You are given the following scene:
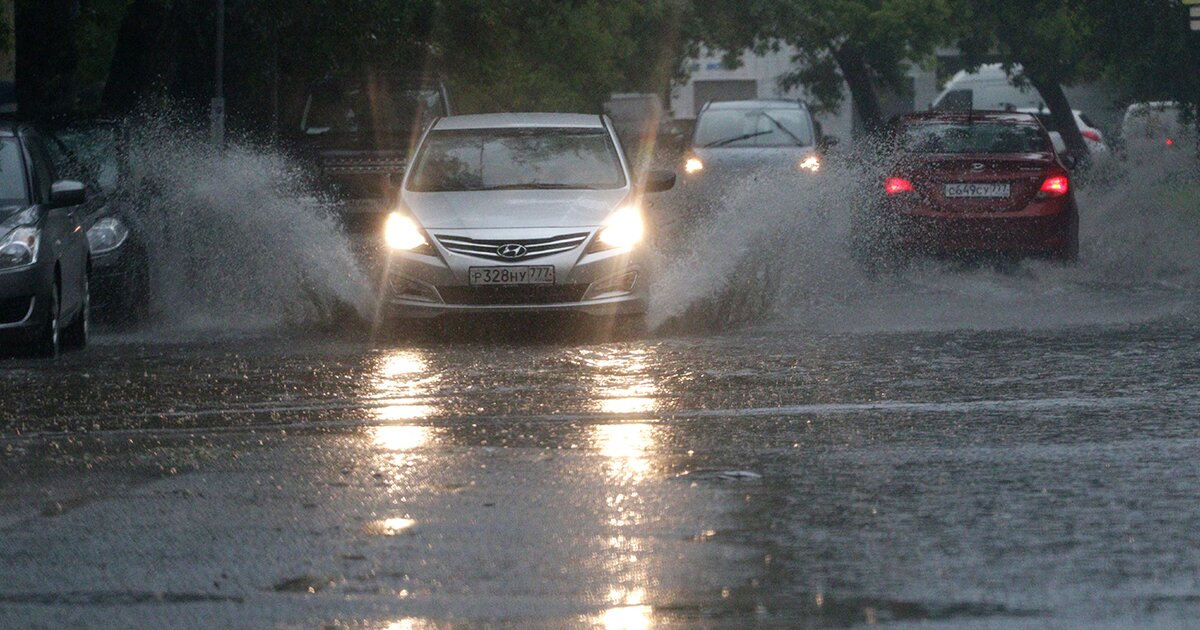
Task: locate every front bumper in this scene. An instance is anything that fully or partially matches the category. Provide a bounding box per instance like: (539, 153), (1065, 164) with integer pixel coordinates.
(0, 262), (53, 342)
(382, 228), (649, 320)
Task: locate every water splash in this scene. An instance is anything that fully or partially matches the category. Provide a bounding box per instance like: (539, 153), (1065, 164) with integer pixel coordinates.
(650, 146), (1200, 334)
(118, 111), (374, 333)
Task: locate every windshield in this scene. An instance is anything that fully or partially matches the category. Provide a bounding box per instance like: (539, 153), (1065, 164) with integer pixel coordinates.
(694, 108), (814, 148)
(0, 139), (28, 205)
(303, 83), (446, 135)
(900, 122), (1050, 154)
(47, 126), (120, 191)
(406, 128), (626, 192)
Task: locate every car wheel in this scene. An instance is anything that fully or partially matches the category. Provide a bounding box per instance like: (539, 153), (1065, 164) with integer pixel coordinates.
(62, 273), (90, 350)
(32, 283), (61, 359)
(1051, 209), (1080, 264)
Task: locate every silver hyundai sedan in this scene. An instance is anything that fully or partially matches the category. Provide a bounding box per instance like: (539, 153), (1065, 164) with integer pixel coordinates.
(382, 113), (674, 324)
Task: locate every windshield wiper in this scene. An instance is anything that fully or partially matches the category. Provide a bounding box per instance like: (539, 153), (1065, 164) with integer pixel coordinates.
(480, 183), (603, 190)
(703, 130), (773, 148)
(761, 112), (807, 146)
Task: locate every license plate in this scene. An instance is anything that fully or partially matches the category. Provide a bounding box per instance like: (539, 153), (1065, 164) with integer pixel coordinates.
(469, 266), (556, 286)
(945, 182), (1011, 198)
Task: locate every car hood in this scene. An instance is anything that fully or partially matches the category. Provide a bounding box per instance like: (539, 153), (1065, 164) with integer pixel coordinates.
(0, 205), (36, 230)
(401, 189), (630, 229)
(692, 146), (818, 169)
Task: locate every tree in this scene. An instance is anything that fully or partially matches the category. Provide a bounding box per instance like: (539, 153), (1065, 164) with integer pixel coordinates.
(90, 0), (688, 133)
(954, 0), (1101, 162)
(687, 0), (959, 133)
(14, 0), (83, 114)
(1086, 0), (1200, 124)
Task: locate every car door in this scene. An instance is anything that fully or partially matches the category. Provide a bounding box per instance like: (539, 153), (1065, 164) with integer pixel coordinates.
(25, 131), (87, 318)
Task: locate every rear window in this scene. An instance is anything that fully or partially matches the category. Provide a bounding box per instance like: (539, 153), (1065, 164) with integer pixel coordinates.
(899, 122), (1050, 154)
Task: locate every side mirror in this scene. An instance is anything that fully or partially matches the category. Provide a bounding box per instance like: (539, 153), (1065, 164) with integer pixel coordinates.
(642, 170), (676, 193)
(50, 180), (87, 208)
(818, 135), (841, 152)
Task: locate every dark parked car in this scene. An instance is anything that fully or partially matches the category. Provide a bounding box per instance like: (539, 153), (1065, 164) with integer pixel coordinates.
(44, 120), (151, 324)
(855, 111), (1079, 268)
(296, 74), (451, 236)
(0, 122), (90, 357)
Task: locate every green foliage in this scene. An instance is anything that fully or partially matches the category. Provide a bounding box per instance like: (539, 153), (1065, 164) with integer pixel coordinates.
(954, 0), (1099, 86)
(687, 0), (960, 117)
(230, 0), (685, 114)
(1085, 0), (1200, 108)
(432, 0), (684, 112)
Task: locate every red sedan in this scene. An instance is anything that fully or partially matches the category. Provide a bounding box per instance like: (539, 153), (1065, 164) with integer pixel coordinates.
(857, 111), (1079, 266)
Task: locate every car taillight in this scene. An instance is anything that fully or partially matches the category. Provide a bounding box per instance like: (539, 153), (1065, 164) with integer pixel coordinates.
(1166, 138), (1175, 147)
(885, 177), (914, 195)
(1038, 175), (1069, 198)
(1081, 130), (1101, 142)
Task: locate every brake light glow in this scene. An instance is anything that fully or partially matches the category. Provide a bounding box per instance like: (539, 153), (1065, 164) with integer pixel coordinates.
(1038, 175), (1069, 198)
(1166, 138), (1175, 147)
(885, 177), (914, 195)
(1081, 130), (1101, 142)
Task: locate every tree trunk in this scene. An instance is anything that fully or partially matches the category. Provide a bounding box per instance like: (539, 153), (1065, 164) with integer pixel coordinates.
(833, 46), (884, 135)
(1028, 75), (1089, 165)
(101, 0), (175, 113)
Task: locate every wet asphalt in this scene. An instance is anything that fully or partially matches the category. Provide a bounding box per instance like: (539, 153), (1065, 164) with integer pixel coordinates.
(2, 313), (1199, 628)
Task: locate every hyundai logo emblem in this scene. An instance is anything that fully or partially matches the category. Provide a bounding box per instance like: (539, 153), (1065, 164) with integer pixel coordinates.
(496, 243), (528, 259)
(972, 163), (986, 171)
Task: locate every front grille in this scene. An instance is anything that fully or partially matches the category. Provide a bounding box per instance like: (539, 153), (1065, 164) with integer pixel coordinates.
(435, 232), (590, 262)
(437, 285), (589, 305)
(0, 296), (33, 324)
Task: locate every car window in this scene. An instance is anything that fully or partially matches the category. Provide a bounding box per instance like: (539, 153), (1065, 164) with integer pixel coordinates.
(900, 122), (1050, 154)
(0, 139), (29, 205)
(693, 108), (814, 148)
(47, 127), (120, 191)
(407, 128), (626, 192)
(933, 89), (973, 111)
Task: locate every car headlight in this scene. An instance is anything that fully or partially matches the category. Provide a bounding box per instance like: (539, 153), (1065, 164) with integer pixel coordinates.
(87, 217), (130, 254)
(684, 157), (704, 174)
(799, 155), (821, 172)
(384, 212), (430, 251)
(596, 206), (645, 249)
(0, 227), (40, 270)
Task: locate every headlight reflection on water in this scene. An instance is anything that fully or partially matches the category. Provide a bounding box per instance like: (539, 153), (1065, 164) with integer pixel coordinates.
(371, 350), (439, 422)
(585, 350), (660, 416)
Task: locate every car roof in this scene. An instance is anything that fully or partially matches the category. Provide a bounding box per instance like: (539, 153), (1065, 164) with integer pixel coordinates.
(704, 99), (805, 111)
(433, 113), (605, 131)
(899, 111), (1041, 125)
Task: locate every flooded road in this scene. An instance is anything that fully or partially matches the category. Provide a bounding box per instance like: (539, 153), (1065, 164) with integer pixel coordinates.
(2, 134), (1199, 626)
(3, 312), (1199, 627)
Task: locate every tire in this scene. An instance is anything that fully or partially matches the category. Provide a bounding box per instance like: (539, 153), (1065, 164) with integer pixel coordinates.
(1051, 209), (1080, 264)
(62, 273), (90, 350)
(32, 283), (61, 359)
